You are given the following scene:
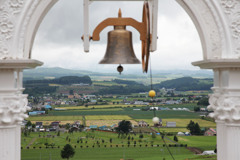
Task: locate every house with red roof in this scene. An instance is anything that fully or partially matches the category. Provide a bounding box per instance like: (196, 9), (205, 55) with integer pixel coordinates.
(204, 128), (216, 136)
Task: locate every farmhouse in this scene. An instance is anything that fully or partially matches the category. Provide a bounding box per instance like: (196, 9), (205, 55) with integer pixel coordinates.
(72, 121), (81, 127)
(165, 100), (180, 104)
(166, 122), (176, 127)
(138, 121), (148, 127)
(204, 128), (216, 136)
(50, 121), (60, 130)
(134, 101), (149, 105)
(35, 122), (43, 129)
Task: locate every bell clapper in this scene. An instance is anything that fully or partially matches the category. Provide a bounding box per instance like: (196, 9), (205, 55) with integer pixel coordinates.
(117, 65), (123, 74)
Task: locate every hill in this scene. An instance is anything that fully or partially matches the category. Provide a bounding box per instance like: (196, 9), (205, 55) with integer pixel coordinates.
(23, 76), (92, 96)
(23, 67), (213, 83)
(153, 77), (213, 91)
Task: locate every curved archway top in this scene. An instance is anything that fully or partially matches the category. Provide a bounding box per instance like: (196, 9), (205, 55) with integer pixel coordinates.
(0, 0), (239, 61)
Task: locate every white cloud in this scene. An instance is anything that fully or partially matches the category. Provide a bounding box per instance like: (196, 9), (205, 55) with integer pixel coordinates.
(32, 0), (203, 73)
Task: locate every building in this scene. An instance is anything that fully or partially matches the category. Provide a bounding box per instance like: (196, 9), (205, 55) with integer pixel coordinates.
(89, 125), (98, 129)
(99, 125), (107, 130)
(177, 132), (185, 136)
(35, 122), (43, 129)
(72, 121), (81, 128)
(50, 121), (60, 130)
(138, 120), (148, 127)
(204, 128), (216, 136)
(166, 122), (176, 127)
(28, 111), (45, 116)
(44, 105), (52, 110)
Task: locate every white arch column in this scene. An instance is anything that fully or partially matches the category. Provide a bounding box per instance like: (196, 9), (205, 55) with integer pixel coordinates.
(193, 59), (240, 160)
(0, 60), (42, 160)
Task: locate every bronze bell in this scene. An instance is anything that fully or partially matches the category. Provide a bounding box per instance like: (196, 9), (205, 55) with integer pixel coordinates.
(99, 25), (140, 64)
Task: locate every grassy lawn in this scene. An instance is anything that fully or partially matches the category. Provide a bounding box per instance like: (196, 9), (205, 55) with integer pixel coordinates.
(22, 147), (209, 160)
(22, 131), (175, 148)
(177, 136), (216, 151)
(21, 132), (217, 160)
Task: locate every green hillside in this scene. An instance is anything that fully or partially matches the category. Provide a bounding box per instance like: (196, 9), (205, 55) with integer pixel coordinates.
(153, 77), (213, 91)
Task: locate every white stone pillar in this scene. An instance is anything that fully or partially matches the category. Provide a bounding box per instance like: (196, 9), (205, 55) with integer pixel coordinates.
(193, 60), (240, 160)
(0, 60), (42, 160)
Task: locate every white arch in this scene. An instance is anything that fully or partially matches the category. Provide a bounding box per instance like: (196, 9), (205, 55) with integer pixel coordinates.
(1, 0), (240, 160)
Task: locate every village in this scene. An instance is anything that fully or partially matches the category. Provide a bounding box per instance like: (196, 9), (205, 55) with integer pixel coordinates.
(23, 88), (215, 139)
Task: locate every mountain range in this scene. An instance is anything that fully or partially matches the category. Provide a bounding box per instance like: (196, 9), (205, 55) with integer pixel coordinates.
(23, 67), (213, 82)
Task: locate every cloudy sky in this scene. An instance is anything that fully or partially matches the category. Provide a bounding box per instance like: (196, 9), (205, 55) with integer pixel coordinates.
(32, 0), (202, 73)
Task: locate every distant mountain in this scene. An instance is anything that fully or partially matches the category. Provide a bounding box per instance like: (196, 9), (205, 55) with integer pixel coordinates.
(23, 67), (96, 81)
(23, 67), (146, 81)
(23, 67), (213, 81)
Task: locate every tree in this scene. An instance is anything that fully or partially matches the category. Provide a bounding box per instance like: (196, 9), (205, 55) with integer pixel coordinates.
(26, 120), (32, 127)
(139, 134), (144, 139)
(194, 123), (201, 135)
(152, 132), (156, 139)
(197, 97), (209, 106)
(61, 144), (75, 160)
(174, 135), (178, 142)
(194, 106), (200, 112)
(187, 120), (202, 135)
(116, 120), (132, 137)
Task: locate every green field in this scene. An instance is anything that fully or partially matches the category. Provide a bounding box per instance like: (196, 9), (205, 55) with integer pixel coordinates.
(55, 104), (138, 110)
(178, 136), (216, 151)
(47, 109), (203, 120)
(21, 131), (216, 160)
(21, 147), (205, 160)
(93, 81), (127, 86)
(24, 102), (216, 159)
